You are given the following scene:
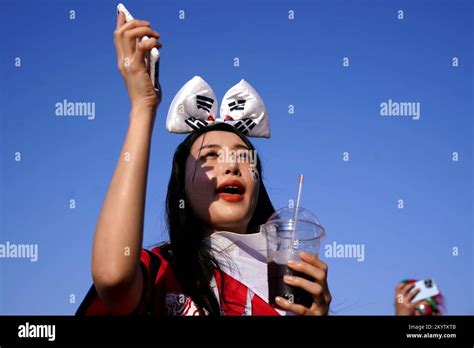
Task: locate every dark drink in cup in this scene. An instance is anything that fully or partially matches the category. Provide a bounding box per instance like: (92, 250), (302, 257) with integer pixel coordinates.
(261, 207), (325, 309)
(268, 261), (313, 307)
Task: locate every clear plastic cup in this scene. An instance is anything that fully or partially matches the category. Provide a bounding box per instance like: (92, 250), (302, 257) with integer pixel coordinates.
(261, 207), (325, 307)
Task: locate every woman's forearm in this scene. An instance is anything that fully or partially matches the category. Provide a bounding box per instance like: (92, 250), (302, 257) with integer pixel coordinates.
(92, 106), (155, 290)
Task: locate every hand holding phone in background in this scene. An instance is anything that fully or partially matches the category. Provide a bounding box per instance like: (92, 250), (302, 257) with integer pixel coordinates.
(395, 279), (443, 316)
(410, 279), (440, 303)
(114, 3), (162, 112)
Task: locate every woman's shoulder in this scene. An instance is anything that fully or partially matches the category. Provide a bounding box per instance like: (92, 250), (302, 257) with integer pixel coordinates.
(141, 241), (173, 268)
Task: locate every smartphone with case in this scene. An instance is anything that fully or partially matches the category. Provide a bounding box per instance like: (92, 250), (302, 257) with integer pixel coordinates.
(410, 279), (440, 302)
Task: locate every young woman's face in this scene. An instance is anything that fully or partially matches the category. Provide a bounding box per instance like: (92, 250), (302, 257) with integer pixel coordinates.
(184, 130), (260, 234)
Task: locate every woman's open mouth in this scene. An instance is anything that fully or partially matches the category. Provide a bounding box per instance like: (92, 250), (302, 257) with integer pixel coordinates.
(216, 179), (246, 203)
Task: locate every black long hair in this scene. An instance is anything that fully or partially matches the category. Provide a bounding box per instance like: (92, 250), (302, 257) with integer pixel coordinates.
(165, 122), (275, 316)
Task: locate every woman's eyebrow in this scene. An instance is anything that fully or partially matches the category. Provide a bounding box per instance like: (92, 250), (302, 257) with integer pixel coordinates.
(234, 144), (250, 150)
(198, 143), (250, 151)
(199, 144), (221, 151)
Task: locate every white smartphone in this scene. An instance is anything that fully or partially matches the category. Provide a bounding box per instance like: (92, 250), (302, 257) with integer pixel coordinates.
(117, 3), (160, 92)
(410, 279), (440, 302)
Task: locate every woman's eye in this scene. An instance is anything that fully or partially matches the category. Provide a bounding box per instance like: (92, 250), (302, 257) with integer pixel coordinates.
(202, 152), (218, 160)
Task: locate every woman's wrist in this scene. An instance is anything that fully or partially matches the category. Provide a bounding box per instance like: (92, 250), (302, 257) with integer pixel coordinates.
(130, 103), (157, 124)
(128, 106), (157, 139)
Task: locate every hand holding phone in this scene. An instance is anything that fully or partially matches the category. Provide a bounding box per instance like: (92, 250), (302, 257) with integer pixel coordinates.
(117, 3), (161, 93)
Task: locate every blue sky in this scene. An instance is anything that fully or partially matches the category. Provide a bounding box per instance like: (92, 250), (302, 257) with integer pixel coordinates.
(0, 0), (472, 315)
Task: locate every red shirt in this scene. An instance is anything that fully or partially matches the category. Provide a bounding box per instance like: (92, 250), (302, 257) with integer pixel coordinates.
(76, 244), (280, 316)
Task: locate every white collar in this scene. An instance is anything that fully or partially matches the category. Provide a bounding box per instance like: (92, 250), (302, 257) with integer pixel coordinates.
(205, 231), (268, 298)
(208, 230), (267, 261)
(205, 231), (286, 316)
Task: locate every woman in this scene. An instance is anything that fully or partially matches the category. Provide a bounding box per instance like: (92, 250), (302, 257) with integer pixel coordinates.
(76, 10), (331, 316)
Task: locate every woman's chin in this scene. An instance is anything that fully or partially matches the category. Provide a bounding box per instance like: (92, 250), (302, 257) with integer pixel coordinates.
(209, 214), (250, 233)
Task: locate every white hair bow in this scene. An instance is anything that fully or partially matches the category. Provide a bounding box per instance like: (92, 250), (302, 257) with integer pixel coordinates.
(166, 76), (270, 138)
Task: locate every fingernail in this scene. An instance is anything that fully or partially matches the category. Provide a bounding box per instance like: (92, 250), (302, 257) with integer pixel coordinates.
(284, 275), (294, 281)
(287, 259), (296, 265)
(275, 296), (286, 303)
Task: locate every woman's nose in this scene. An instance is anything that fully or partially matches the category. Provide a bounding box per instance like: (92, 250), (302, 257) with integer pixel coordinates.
(224, 162), (241, 176)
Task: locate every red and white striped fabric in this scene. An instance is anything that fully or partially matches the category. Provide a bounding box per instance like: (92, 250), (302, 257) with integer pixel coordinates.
(76, 231), (283, 316)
